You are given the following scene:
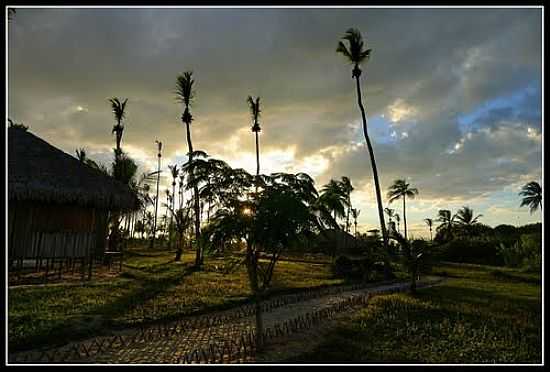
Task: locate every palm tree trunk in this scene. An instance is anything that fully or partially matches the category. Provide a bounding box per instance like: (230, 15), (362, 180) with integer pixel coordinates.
(185, 119), (202, 267)
(354, 74), (390, 277)
(245, 242), (264, 350)
(151, 154), (161, 249)
(403, 196), (407, 241)
(255, 131), (260, 177)
(171, 182), (176, 248)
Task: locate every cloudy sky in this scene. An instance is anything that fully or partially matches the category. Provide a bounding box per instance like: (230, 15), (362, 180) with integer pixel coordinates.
(8, 7), (543, 237)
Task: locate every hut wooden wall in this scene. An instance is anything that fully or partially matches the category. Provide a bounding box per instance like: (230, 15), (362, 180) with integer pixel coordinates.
(8, 201), (108, 260)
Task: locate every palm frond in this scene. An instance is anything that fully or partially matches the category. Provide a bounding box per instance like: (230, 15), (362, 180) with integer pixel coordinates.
(175, 71), (195, 107)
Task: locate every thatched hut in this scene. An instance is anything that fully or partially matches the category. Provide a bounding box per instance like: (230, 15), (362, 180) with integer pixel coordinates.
(8, 127), (139, 273)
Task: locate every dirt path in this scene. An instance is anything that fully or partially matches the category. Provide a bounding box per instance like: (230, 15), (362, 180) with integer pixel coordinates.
(10, 277), (444, 364)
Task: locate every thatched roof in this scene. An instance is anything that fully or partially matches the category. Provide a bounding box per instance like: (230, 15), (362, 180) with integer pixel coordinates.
(8, 127), (139, 211)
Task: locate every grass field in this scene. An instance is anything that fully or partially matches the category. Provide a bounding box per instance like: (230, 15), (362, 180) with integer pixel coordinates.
(285, 262), (542, 364)
(8, 245), (344, 352)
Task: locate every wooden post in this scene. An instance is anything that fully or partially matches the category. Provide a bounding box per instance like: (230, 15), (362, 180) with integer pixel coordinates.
(88, 234), (93, 280)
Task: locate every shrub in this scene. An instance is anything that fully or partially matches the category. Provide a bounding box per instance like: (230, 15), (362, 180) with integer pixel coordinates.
(497, 233), (541, 272)
(332, 255), (376, 281)
(439, 238), (502, 266)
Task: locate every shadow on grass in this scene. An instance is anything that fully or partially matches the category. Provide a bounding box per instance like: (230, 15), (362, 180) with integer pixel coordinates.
(282, 274), (541, 364)
(9, 262), (200, 353)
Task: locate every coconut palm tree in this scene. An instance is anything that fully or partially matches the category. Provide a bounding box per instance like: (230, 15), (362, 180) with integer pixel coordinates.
(150, 140), (163, 249)
(176, 71), (202, 266)
(424, 218), (433, 241)
(109, 97), (128, 160)
(247, 96), (262, 177)
(436, 209), (455, 241)
(519, 181), (542, 214)
(337, 28), (390, 274)
(319, 179), (348, 225)
(387, 179), (418, 241)
(455, 206), (482, 237)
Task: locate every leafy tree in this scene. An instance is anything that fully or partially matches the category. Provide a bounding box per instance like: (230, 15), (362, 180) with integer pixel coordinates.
(387, 179), (418, 240)
(337, 28), (391, 277)
(202, 168), (327, 350)
(519, 181), (542, 214)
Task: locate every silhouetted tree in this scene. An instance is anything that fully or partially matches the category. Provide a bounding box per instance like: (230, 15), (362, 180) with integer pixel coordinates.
(337, 28), (391, 277)
(109, 97), (128, 161)
(424, 218), (434, 241)
(387, 179), (418, 241)
(247, 96), (262, 177)
(519, 181), (542, 214)
(176, 71), (202, 266)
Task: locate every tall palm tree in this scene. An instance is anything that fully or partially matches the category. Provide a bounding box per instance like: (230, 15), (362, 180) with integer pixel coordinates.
(109, 97), (128, 160)
(519, 181), (542, 214)
(247, 96), (262, 177)
(176, 71), (202, 266)
(424, 218), (433, 241)
(387, 179), (418, 241)
(337, 28), (390, 274)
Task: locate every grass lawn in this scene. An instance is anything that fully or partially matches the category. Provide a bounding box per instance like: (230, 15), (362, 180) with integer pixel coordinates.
(285, 263), (542, 364)
(8, 244), (344, 352)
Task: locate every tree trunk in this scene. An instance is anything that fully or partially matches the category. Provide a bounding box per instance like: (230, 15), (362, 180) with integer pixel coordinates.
(245, 241), (264, 350)
(255, 131), (260, 177)
(185, 119), (202, 267)
(354, 73), (390, 278)
(403, 196), (407, 241)
(151, 153), (161, 249)
(410, 242), (417, 293)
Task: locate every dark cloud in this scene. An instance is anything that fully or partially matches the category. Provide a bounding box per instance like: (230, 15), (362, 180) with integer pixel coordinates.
(7, 7), (542, 227)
